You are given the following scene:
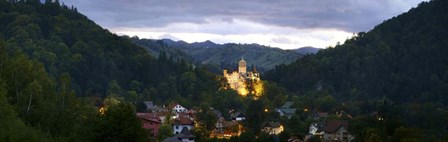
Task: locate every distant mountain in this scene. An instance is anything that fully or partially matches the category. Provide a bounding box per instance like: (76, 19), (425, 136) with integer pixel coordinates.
(157, 39), (304, 73)
(292, 46), (321, 54)
(129, 37), (194, 62)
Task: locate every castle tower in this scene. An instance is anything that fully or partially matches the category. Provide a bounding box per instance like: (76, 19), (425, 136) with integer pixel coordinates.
(238, 57), (246, 74)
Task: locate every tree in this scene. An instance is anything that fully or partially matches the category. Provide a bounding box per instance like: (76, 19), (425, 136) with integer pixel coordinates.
(244, 100), (265, 134)
(158, 124), (173, 141)
(93, 103), (148, 142)
(238, 130), (256, 142)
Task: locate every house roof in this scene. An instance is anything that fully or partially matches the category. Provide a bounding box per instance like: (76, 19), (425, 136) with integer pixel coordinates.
(178, 127), (195, 139)
(169, 103), (181, 109)
(223, 121), (238, 127)
(281, 101), (294, 108)
(162, 127), (195, 142)
(173, 116), (194, 125)
(277, 108), (296, 115)
(136, 113), (162, 123)
(263, 122), (281, 128)
(143, 101), (155, 109)
(324, 120), (348, 133)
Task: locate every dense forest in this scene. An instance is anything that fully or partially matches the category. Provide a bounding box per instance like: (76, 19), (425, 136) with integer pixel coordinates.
(265, 0), (448, 140)
(0, 0), (220, 141)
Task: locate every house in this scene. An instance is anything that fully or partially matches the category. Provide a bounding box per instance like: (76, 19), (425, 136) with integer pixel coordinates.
(172, 103), (188, 113)
(306, 120), (353, 142)
(308, 122), (324, 136)
(163, 127), (195, 142)
(136, 113), (162, 136)
(231, 112), (246, 121)
(212, 117), (242, 138)
(322, 120), (352, 142)
(262, 122), (284, 135)
(173, 116), (194, 134)
(275, 101), (297, 119)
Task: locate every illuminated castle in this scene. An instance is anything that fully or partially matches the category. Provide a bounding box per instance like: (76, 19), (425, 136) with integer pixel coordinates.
(223, 58), (262, 97)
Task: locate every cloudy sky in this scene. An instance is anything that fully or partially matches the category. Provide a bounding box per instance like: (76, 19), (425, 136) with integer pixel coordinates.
(60, 0), (427, 49)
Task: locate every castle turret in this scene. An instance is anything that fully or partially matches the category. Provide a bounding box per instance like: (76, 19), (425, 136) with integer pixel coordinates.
(238, 57), (246, 74)
(223, 69), (228, 77)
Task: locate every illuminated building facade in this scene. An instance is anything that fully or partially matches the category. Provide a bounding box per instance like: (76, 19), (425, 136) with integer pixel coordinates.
(223, 58), (262, 97)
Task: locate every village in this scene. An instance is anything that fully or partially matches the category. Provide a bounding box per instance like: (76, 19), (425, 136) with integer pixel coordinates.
(135, 59), (356, 142)
(136, 101), (356, 142)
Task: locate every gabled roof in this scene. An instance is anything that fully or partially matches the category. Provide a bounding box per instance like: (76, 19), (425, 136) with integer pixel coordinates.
(136, 113), (162, 123)
(178, 127), (195, 139)
(143, 101), (155, 109)
(162, 127), (195, 142)
(277, 108), (296, 115)
(263, 122), (281, 128)
(173, 116), (194, 125)
(324, 120), (348, 133)
(281, 101), (294, 108)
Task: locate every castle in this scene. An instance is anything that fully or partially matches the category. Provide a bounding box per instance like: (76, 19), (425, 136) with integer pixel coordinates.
(223, 58), (262, 97)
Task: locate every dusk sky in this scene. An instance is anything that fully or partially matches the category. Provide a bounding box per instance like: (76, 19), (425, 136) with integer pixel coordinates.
(60, 0), (427, 49)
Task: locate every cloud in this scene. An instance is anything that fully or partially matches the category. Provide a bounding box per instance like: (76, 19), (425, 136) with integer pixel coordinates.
(271, 37), (294, 44)
(60, 0), (427, 49)
(61, 0), (426, 31)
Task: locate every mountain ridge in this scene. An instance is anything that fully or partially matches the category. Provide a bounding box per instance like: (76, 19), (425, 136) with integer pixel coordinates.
(132, 38), (303, 73)
(174, 39), (304, 72)
(292, 46), (321, 54)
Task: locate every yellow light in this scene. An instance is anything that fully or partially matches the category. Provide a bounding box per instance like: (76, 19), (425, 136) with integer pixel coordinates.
(279, 125), (284, 133)
(99, 107), (106, 115)
(264, 108), (268, 112)
(304, 108), (308, 112)
(253, 81), (264, 98)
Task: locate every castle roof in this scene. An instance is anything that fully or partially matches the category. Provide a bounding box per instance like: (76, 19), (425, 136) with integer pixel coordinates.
(239, 57), (246, 63)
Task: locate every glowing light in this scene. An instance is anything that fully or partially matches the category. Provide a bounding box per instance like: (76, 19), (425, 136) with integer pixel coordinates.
(238, 87), (248, 96)
(253, 81), (264, 97)
(99, 107), (106, 115)
(264, 108), (269, 112)
(279, 125), (284, 134)
(304, 108), (308, 112)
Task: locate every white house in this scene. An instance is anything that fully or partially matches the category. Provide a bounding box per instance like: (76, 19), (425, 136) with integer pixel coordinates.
(172, 104), (188, 113)
(173, 116), (194, 134)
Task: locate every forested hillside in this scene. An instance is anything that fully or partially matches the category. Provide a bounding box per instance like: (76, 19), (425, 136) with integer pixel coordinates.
(0, 0), (221, 102)
(0, 0), (220, 141)
(265, 0), (448, 140)
(129, 36), (194, 63)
